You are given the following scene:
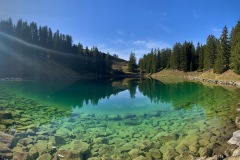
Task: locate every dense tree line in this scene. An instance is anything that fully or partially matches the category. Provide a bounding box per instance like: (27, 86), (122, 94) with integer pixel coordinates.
(138, 48), (171, 73)
(0, 18), (112, 75)
(128, 52), (137, 72)
(138, 20), (240, 74)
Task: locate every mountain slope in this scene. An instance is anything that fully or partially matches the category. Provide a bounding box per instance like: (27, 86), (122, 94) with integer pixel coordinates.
(0, 32), (127, 78)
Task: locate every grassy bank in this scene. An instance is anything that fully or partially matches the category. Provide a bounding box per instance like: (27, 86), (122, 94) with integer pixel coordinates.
(151, 69), (240, 87)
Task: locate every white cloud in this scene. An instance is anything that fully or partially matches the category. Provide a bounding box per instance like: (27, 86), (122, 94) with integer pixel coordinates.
(209, 26), (221, 33)
(208, 26), (222, 38)
(98, 39), (171, 61)
(112, 39), (124, 44)
(148, 11), (167, 17)
(193, 10), (200, 18)
(132, 40), (171, 49)
(117, 30), (125, 36)
(154, 24), (171, 33)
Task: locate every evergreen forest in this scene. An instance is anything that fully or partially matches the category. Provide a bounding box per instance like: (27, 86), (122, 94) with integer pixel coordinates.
(0, 18), (114, 77)
(138, 20), (240, 74)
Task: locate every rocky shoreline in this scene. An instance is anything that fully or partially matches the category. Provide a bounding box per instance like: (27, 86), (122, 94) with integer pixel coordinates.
(193, 103), (240, 160)
(188, 77), (240, 88)
(150, 69), (240, 88)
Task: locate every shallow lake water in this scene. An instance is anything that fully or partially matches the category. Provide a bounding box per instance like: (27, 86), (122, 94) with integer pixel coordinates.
(0, 78), (239, 160)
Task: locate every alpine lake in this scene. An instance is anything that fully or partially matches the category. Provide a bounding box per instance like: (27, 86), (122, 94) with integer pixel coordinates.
(0, 78), (240, 160)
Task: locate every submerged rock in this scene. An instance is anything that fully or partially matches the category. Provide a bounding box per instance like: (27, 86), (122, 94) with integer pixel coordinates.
(49, 135), (66, 146)
(18, 138), (33, 146)
(0, 131), (14, 147)
(133, 155), (148, 160)
(0, 152), (13, 160)
(37, 153), (51, 160)
(87, 157), (101, 160)
(56, 127), (72, 138)
(0, 124), (6, 131)
(54, 149), (83, 160)
(1, 119), (14, 126)
(119, 143), (134, 153)
(34, 140), (48, 155)
(107, 114), (122, 121)
(28, 146), (39, 160)
(124, 119), (142, 125)
(138, 140), (153, 152)
(12, 151), (30, 160)
(71, 140), (90, 154)
(228, 130), (240, 146)
(128, 148), (144, 159)
(0, 143), (12, 159)
(93, 137), (109, 144)
(198, 147), (212, 157)
(224, 144), (238, 157)
(236, 117), (240, 128)
(0, 111), (13, 119)
(145, 148), (162, 159)
(232, 148), (240, 157)
(0, 143), (10, 151)
(17, 124), (37, 131)
(123, 113), (137, 119)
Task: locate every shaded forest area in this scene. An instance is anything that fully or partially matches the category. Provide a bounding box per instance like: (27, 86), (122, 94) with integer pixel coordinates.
(0, 18), (120, 77)
(139, 20), (240, 74)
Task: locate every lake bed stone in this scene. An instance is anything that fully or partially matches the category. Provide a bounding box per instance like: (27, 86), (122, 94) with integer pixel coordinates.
(133, 155), (148, 160)
(198, 147), (212, 157)
(28, 146), (39, 160)
(55, 149), (83, 160)
(71, 140), (90, 154)
(19, 138), (33, 146)
(128, 148), (143, 159)
(37, 153), (51, 160)
(56, 127), (71, 138)
(0, 131), (14, 147)
(12, 151), (30, 160)
(49, 135), (65, 146)
(0, 111), (13, 119)
(228, 130), (240, 146)
(34, 140), (48, 155)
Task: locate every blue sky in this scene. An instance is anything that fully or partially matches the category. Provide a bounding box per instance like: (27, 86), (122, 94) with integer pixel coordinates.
(0, 0), (239, 60)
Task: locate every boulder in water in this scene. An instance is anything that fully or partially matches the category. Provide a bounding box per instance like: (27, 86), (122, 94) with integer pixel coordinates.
(0, 111), (13, 119)
(0, 131), (14, 147)
(228, 130), (240, 146)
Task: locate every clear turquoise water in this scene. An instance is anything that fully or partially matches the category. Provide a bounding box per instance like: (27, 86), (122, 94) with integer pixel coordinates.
(0, 78), (239, 159)
(0, 79), (205, 114)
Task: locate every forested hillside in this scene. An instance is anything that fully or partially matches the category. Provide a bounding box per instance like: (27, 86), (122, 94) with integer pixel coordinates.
(0, 18), (125, 78)
(139, 20), (240, 74)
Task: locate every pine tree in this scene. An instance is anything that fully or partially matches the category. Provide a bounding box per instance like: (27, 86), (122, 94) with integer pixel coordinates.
(0, 18), (13, 34)
(47, 27), (53, 48)
(214, 26), (230, 73)
(128, 52), (137, 72)
(151, 53), (158, 73)
(39, 26), (48, 47)
(190, 43), (197, 71)
(29, 22), (39, 44)
(15, 19), (23, 38)
(230, 20), (240, 74)
(53, 30), (60, 50)
(197, 43), (204, 71)
(170, 43), (181, 69)
(204, 35), (218, 70)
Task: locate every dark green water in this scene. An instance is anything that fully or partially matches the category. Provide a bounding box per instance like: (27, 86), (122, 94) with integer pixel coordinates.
(0, 78), (239, 159)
